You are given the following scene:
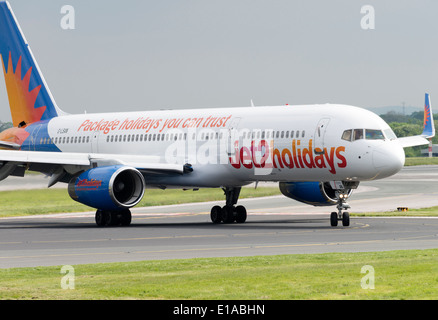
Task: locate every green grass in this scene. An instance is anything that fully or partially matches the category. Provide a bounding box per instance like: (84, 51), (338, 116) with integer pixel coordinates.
(352, 206), (438, 217)
(0, 187), (281, 217)
(1, 249), (438, 299)
(404, 157), (438, 166)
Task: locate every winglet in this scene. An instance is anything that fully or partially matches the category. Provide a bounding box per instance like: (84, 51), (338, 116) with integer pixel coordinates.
(421, 93), (435, 138)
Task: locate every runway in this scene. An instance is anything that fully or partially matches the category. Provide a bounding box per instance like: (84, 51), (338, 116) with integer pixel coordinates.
(1, 165), (438, 268)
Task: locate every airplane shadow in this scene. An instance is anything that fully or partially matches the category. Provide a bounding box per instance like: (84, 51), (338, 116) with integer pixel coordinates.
(0, 217), (339, 231)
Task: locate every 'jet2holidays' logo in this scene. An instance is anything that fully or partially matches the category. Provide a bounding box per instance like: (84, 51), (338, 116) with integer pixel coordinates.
(76, 179), (102, 190)
(229, 139), (347, 174)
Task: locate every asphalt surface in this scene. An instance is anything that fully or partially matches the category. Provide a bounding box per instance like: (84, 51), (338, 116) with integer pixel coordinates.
(1, 165), (438, 268)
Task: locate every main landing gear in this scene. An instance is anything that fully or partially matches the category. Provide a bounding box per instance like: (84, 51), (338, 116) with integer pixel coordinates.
(210, 187), (247, 224)
(330, 191), (350, 227)
(95, 209), (132, 227)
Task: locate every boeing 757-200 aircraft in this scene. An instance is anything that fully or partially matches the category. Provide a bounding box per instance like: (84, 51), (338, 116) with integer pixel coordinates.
(0, 1), (434, 227)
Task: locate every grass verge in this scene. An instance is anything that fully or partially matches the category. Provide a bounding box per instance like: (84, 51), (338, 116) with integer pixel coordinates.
(404, 157), (438, 166)
(351, 206), (438, 217)
(0, 187), (281, 217)
(1, 249), (438, 299)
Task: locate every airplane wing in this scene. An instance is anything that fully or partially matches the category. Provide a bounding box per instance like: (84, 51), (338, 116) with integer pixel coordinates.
(0, 141), (21, 150)
(397, 93), (435, 148)
(398, 135), (430, 148)
(0, 149), (188, 176)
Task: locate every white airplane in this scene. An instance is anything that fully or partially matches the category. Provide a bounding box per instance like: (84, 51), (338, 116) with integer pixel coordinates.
(0, 1), (435, 227)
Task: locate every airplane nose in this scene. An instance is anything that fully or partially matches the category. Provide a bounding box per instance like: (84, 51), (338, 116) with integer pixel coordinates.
(372, 142), (405, 178)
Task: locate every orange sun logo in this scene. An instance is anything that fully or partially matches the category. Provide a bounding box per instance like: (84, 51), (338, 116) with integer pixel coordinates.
(1, 52), (46, 127)
(424, 103), (431, 127)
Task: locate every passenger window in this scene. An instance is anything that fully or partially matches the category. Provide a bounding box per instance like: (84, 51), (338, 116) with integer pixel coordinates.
(302, 130), (305, 138)
(353, 129), (364, 141)
(342, 129), (352, 141)
(365, 129), (385, 140)
(296, 131), (300, 138)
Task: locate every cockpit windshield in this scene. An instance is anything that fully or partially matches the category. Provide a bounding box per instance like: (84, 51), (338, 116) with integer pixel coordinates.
(342, 129), (386, 141)
(365, 129), (385, 140)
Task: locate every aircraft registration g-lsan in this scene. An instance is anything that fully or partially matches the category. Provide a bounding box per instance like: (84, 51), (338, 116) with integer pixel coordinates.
(0, 1), (435, 227)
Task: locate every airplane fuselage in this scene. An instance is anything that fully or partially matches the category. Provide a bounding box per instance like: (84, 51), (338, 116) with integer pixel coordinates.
(18, 104), (405, 188)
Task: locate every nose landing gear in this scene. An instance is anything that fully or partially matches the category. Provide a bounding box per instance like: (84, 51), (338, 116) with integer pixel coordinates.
(330, 191), (351, 227)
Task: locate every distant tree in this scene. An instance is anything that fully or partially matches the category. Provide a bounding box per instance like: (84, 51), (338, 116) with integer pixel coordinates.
(0, 120), (12, 132)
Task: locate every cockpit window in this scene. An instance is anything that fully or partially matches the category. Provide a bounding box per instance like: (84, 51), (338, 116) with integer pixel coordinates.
(343, 128), (388, 141)
(365, 129), (385, 140)
(353, 129), (364, 141)
(383, 128), (397, 140)
(341, 129), (352, 141)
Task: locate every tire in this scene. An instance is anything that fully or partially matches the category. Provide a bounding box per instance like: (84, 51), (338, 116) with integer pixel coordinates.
(95, 210), (105, 227)
(105, 211), (116, 226)
(221, 206), (235, 224)
(235, 205), (247, 223)
(342, 212), (350, 227)
(330, 212), (338, 227)
(120, 210), (132, 226)
(210, 205), (222, 223)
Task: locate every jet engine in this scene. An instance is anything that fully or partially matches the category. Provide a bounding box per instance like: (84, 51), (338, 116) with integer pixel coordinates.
(279, 181), (353, 206)
(68, 165), (145, 211)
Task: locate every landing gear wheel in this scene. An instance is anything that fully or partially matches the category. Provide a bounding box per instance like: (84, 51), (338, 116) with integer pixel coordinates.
(342, 212), (350, 227)
(210, 187), (248, 224)
(235, 205), (247, 223)
(105, 211), (117, 226)
(210, 205), (222, 224)
(95, 210), (106, 227)
(120, 210), (132, 226)
(330, 212), (338, 227)
(95, 209), (132, 227)
(221, 205), (235, 224)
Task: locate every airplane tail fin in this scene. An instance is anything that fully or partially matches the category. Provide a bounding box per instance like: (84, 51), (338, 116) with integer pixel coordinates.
(0, 1), (64, 128)
(398, 93), (435, 148)
(421, 93), (435, 138)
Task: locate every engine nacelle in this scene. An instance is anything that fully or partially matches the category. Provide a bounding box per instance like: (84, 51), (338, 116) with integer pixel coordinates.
(68, 165), (145, 211)
(279, 181), (353, 207)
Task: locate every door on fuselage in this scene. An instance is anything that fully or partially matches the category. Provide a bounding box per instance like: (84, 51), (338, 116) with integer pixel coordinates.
(227, 117), (241, 156)
(314, 118), (330, 154)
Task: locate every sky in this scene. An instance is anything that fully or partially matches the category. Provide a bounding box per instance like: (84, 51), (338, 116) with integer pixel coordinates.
(0, 0), (437, 122)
